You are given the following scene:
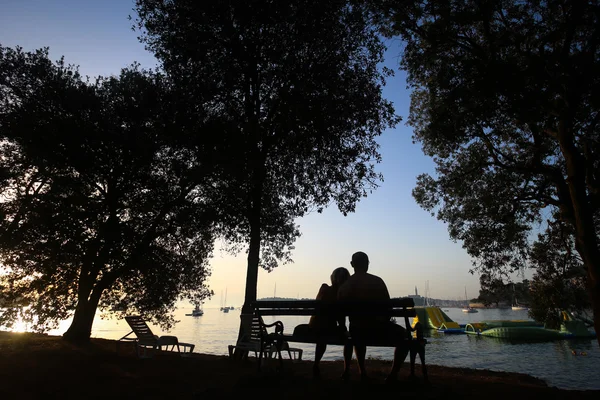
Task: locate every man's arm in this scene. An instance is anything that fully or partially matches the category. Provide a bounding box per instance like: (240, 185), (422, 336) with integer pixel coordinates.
(373, 276), (390, 300)
(381, 279), (390, 300)
(378, 277), (394, 322)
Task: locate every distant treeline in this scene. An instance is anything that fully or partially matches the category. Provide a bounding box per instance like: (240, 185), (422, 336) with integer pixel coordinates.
(257, 297), (313, 302)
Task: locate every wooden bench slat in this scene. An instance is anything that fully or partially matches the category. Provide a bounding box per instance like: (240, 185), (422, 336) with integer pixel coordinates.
(256, 309), (416, 317)
(254, 298), (416, 308)
(253, 299), (417, 318)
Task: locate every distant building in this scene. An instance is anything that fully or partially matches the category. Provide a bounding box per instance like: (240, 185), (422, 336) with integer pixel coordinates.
(407, 287), (425, 306)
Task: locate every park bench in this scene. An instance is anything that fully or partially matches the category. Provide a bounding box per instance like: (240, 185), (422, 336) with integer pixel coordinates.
(250, 298), (428, 381)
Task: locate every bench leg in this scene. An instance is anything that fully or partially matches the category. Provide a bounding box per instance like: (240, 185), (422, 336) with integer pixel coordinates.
(386, 345), (410, 382)
(277, 347), (284, 370)
(258, 341), (284, 373)
(258, 346), (263, 372)
(397, 346), (410, 370)
(273, 339), (284, 371)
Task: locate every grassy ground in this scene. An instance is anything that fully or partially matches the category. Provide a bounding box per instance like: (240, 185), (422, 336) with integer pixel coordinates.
(0, 331), (597, 399)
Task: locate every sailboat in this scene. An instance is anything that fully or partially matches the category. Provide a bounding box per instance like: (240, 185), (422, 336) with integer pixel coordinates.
(186, 302), (204, 316)
(462, 287), (478, 313)
(424, 280), (431, 307)
(221, 288), (229, 313)
(512, 283), (528, 311)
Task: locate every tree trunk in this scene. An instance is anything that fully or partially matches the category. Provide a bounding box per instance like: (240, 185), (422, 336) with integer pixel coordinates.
(63, 272), (103, 343)
(558, 120), (600, 346)
(240, 153), (264, 316)
(62, 294), (101, 343)
(241, 209), (261, 314)
(237, 61), (264, 352)
(591, 279), (600, 347)
(234, 155), (265, 358)
(240, 106), (265, 315)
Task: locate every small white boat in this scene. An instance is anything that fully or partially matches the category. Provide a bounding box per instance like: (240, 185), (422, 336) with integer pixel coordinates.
(462, 287), (478, 313)
(511, 284), (528, 310)
(186, 304), (204, 316)
(220, 288), (230, 312)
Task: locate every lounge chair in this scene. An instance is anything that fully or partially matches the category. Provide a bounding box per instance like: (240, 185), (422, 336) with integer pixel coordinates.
(119, 315), (195, 358)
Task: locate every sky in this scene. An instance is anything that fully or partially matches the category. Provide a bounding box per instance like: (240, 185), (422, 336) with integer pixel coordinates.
(0, 0), (501, 308)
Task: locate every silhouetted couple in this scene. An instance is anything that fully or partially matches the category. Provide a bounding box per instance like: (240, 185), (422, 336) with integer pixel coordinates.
(307, 251), (409, 382)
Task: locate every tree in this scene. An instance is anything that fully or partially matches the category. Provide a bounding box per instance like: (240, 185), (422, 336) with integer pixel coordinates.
(0, 46), (218, 341)
(373, 1), (600, 343)
(477, 274), (510, 307)
(529, 219), (591, 328)
(477, 275), (531, 307)
(134, 0), (399, 314)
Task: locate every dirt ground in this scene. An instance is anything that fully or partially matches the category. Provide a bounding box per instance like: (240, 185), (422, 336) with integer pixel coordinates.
(0, 331), (597, 399)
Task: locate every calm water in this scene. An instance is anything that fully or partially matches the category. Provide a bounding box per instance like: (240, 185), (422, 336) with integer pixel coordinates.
(46, 307), (599, 391)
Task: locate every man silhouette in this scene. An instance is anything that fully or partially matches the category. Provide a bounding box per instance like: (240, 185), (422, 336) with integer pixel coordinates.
(337, 251), (409, 381)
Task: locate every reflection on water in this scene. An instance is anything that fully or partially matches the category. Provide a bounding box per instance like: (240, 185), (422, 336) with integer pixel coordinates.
(39, 306), (599, 391)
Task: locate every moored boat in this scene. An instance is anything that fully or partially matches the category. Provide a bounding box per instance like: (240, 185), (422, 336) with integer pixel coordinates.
(462, 287), (478, 313)
(186, 304), (204, 316)
(511, 283), (528, 311)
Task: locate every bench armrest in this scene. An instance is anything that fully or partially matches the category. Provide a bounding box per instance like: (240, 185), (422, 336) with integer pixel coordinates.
(261, 320), (284, 335)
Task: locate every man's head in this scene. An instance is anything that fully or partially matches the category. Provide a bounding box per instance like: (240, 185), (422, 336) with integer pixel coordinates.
(350, 251), (369, 273)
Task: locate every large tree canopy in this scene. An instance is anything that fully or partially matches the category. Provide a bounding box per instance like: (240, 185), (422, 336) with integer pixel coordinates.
(373, 0), (600, 343)
(0, 46), (218, 341)
(134, 0), (399, 311)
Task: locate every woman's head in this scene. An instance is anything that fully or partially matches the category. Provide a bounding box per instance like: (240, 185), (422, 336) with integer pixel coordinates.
(330, 267), (350, 287)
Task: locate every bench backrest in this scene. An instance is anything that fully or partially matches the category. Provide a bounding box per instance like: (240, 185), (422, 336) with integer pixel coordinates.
(252, 298), (416, 318)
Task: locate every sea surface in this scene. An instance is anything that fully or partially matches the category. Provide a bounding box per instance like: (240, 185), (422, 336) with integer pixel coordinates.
(42, 306), (599, 391)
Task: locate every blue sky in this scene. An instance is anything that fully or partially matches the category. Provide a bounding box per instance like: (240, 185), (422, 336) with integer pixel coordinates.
(1, 0), (490, 307)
